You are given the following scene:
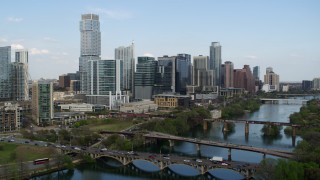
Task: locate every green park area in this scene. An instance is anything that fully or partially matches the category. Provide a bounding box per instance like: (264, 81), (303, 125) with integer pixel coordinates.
(0, 142), (56, 165)
(74, 118), (134, 132)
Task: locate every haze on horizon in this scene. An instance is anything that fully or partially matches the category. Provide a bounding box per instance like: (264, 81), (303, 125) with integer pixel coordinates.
(0, 0), (319, 81)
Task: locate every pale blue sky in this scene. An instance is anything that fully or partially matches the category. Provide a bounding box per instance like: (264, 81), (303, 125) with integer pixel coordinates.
(0, 0), (319, 81)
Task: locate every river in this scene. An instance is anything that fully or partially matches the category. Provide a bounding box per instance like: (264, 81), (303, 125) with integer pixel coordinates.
(32, 98), (306, 179)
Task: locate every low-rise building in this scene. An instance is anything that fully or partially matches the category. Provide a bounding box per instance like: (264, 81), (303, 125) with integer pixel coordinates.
(59, 103), (106, 112)
(119, 100), (158, 113)
(52, 112), (87, 125)
(154, 94), (191, 108)
(0, 102), (22, 132)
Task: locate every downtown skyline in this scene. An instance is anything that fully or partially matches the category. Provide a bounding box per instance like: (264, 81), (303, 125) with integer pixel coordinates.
(0, 0), (319, 81)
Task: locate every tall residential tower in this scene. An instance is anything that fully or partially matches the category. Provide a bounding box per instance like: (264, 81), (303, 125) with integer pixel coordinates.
(79, 14), (101, 93)
(209, 42), (222, 86)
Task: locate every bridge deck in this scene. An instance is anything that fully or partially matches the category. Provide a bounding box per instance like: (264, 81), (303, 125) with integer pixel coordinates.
(100, 131), (294, 159)
(204, 118), (302, 127)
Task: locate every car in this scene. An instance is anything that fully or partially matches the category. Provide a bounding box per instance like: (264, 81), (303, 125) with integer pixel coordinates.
(221, 163), (229, 166)
(0, 138), (4, 141)
(8, 139), (15, 142)
(164, 157), (170, 160)
(196, 159), (202, 163)
(149, 155), (156, 159)
(61, 145), (66, 148)
(74, 147), (81, 151)
(35, 143), (38, 146)
(25, 140), (30, 143)
(183, 159), (190, 163)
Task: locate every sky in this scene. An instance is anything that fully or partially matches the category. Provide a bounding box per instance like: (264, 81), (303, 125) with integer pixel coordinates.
(0, 0), (319, 81)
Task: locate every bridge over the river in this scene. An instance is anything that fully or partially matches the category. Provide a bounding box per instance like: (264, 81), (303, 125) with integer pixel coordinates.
(260, 98), (308, 105)
(99, 131), (294, 159)
(61, 147), (257, 179)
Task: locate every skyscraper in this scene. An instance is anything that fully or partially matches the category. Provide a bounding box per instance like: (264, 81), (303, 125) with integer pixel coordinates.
(253, 66), (260, 81)
(115, 42), (135, 94)
(224, 61), (234, 88)
(32, 81), (53, 126)
(156, 55), (176, 93)
(0, 46), (12, 101)
(79, 14), (101, 93)
(176, 54), (192, 94)
(193, 55), (214, 88)
(209, 42), (222, 86)
(12, 49), (29, 101)
(233, 65), (255, 93)
(264, 67), (280, 91)
(134, 57), (157, 99)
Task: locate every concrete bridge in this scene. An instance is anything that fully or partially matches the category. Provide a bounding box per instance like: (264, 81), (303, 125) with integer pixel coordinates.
(61, 147), (257, 179)
(203, 118), (301, 138)
(260, 98), (308, 105)
(99, 131), (294, 159)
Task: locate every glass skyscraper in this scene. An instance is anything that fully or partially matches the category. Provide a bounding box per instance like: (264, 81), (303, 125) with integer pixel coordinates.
(209, 42), (222, 86)
(176, 54), (192, 94)
(12, 49), (29, 101)
(134, 57), (157, 99)
(79, 14), (101, 93)
(115, 42), (135, 93)
(0, 46), (12, 100)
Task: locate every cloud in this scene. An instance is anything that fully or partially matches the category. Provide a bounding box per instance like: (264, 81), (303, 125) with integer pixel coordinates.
(43, 37), (58, 42)
(143, 53), (154, 57)
(7, 17), (23, 22)
(88, 8), (133, 19)
(245, 55), (258, 60)
(11, 43), (25, 49)
(30, 48), (49, 55)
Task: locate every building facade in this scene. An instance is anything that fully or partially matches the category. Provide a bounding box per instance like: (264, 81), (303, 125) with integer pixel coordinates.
(264, 67), (280, 92)
(12, 49), (29, 101)
(154, 94), (191, 108)
(0, 46), (12, 101)
(32, 81), (54, 126)
(134, 57), (157, 99)
(0, 102), (22, 132)
(313, 78), (320, 90)
(233, 65), (255, 93)
(176, 54), (192, 94)
(156, 55), (176, 94)
(193, 55), (214, 89)
(209, 42), (222, 86)
(302, 80), (313, 91)
(79, 14), (101, 93)
(223, 61), (234, 88)
(115, 42), (135, 94)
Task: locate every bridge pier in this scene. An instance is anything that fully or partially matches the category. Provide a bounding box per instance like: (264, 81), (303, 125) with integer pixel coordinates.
(228, 148), (232, 161)
(245, 122), (249, 135)
(200, 165), (207, 174)
(292, 135), (296, 147)
(203, 120), (208, 131)
(169, 140), (174, 151)
(292, 126), (296, 137)
(263, 153), (266, 159)
(196, 144), (201, 152)
(223, 121), (229, 132)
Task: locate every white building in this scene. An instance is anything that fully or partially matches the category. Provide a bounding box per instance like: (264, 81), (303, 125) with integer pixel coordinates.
(120, 100), (158, 113)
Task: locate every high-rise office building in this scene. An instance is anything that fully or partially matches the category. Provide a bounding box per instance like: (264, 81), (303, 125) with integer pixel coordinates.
(32, 81), (54, 126)
(193, 55), (214, 88)
(115, 42), (135, 94)
(224, 61), (234, 88)
(87, 59), (122, 95)
(176, 54), (192, 94)
(302, 80), (313, 91)
(253, 66), (260, 81)
(0, 46), (12, 101)
(209, 42), (222, 86)
(12, 49), (29, 101)
(264, 67), (280, 91)
(233, 65), (255, 93)
(312, 78), (320, 90)
(156, 55), (176, 93)
(79, 14), (101, 93)
(135, 57), (157, 99)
